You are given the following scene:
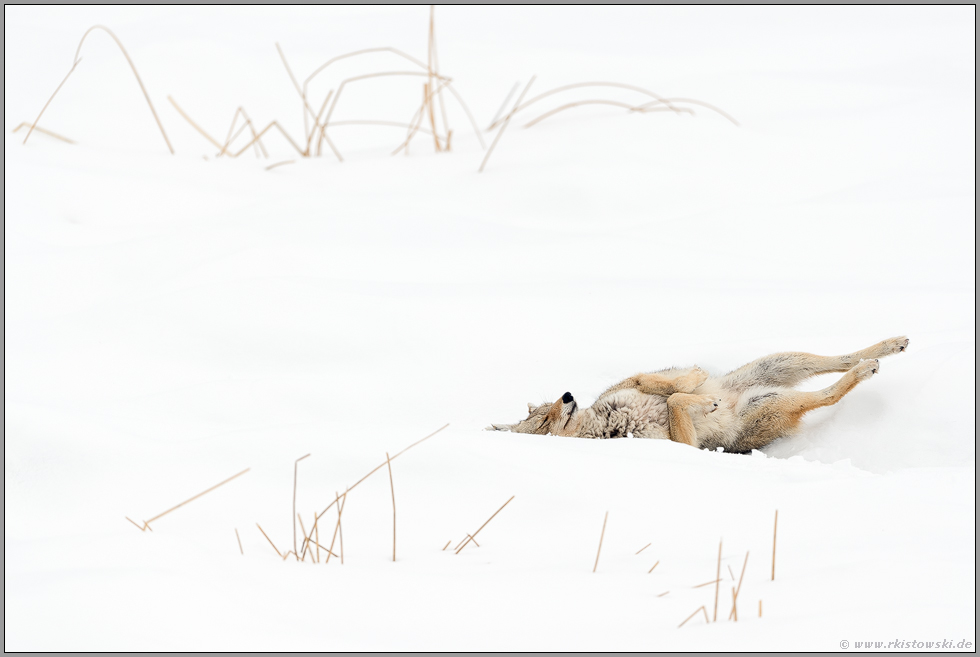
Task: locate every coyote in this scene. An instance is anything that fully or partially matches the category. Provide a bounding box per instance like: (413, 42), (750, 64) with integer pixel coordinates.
(487, 337), (909, 452)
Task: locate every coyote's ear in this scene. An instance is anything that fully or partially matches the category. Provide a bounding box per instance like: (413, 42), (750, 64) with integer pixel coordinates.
(527, 402), (536, 413)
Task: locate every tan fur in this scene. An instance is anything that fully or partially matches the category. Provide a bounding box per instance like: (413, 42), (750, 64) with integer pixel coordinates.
(487, 337), (909, 452)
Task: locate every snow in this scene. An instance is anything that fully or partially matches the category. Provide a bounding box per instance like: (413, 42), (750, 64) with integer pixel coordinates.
(5, 5), (975, 651)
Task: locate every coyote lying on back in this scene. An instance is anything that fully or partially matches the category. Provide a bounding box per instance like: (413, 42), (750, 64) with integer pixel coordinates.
(487, 337), (909, 452)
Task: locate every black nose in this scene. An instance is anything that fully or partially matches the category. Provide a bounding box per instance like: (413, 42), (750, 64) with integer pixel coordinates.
(562, 392), (574, 404)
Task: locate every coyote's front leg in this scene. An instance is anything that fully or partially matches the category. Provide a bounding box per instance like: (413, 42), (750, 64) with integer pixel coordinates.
(603, 367), (709, 398)
(666, 393), (720, 447)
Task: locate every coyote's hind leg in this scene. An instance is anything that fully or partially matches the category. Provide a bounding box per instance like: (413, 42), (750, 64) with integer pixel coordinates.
(666, 393), (720, 448)
(731, 359), (881, 452)
(721, 336), (908, 391)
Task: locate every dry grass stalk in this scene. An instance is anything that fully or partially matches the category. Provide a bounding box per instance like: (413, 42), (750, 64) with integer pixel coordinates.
(772, 510), (778, 581)
(316, 424), (448, 519)
(220, 107), (267, 158)
(693, 578), (721, 589)
(453, 536), (468, 551)
(648, 561), (660, 574)
(168, 96), (223, 148)
(487, 81), (685, 132)
(24, 25), (174, 153)
(489, 82), (520, 130)
(635, 543), (651, 555)
(293, 454), (311, 559)
(326, 491), (347, 564)
(256, 523), (281, 557)
(307, 539), (338, 559)
(678, 605), (708, 628)
(713, 539), (722, 622)
(338, 496), (346, 563)
(425, 13), (440, 154)
(232, 121), (305, 159)
(125, 516), (147, 531)
(442, 540), (451, 551)
(326, 120), (435, 136)
(12, 122), (75, 144)
(455, 495), (515, 554)
(298, 513), (311, 562)
(428, 5), (451, 151)
(635, 98), (740, 126)
(758, 600), (762, 618)
(392, 78), (451, 156)
(592, 511), (609, 573)
(22, 59), (81, 146)
(305, 90), (339, 158)
(315, 516), (320, 563)
(275, 42), (317, 140)
(657, 591), (670, 597)
(266, 160), (295, 171)
(386, 452), (396, 562)
(479, 77), (536, 173)
(143, 468), (250, 528)
(466, 534), (480, 548)
(281, 550), (296, 561)
(425, 83), (441, 151)
(223, 119), (253, 154)
(728, 565), (735, 581)
(728, 551), (750, 620)
(235, 528), (243, 555)
(731, 587), (738, 621)
(521, 99), (650, 128)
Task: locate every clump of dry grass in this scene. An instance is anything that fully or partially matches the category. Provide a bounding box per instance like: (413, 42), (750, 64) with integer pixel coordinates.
(23, 9), (733, 178)
(240, 424), (448, 568)
(273, 7), (484, 161)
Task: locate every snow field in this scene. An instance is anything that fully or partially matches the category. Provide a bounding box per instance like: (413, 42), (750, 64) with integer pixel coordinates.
(4, 5), (975, 651)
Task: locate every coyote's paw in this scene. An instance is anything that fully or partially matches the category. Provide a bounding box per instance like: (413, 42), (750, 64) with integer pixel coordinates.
(853, 359), (880, 381)
(674, 366), (709, 393)
(878, 336), (910, 356)
(669, 392), (720, 413)
(699, 396), (722, 414)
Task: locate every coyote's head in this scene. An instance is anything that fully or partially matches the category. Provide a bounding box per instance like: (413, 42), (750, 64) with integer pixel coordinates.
(487, 392), (578, 435)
